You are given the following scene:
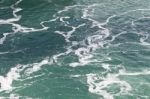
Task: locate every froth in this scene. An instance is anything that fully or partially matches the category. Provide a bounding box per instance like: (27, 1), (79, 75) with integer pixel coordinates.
(0, 58), (52, 92)
(86, 73), (132, 99)
(0, 66), (20, 91)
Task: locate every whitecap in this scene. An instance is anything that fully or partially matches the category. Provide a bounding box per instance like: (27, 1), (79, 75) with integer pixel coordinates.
(0, 58), (52, 92)
(86, 73), (132, 99)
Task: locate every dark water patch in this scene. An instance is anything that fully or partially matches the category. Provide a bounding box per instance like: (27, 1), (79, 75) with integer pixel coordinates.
(0, 29), (66, 75)
(16, 0), (74, 28)
(0, 0), (18, 7)
(0, 24), (13, 33)
(16, 77), (97, 99)
(0, 8), (14, 19)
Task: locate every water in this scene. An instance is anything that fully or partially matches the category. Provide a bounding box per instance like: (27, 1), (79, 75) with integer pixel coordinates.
(0, 0), (150, 99)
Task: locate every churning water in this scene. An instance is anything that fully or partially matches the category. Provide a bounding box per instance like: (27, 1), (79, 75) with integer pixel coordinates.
(0, 0), (150, 99)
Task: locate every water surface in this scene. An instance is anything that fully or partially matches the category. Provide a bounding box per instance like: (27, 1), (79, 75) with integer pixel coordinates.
(0, 0), (150, 99)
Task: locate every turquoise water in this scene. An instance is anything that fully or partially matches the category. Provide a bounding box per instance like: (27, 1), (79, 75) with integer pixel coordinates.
(0, 0), (150, 99)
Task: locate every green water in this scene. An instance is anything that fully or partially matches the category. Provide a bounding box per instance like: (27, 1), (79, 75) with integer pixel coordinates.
(0, 0), (150, 99)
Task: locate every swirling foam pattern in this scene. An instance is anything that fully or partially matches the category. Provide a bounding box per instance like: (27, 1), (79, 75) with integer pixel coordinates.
(0, 0), (150, 99)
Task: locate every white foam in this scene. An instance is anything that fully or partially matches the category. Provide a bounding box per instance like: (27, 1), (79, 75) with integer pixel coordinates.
(86, 73), (114, 99)
(139, 32), (150, 46)
(69, 29), (110, 67)
(67, 4), (115, 67)
(0, 49), (24, 55)
(68, 26), (110, 67)
(55, 3), (150, 99)
(0, 0), (22, 24)
(69, 4), (150, 69)
(0, 66), (20, 91)
(21, 73), (45, 82)
(70, 75), (81, 78)
(101, 63), (111, 71)
(86, 73), (132, 99)
(0, 94), (21, 99)
(57, 5), (85, 14)
(119, 69), (150, 76)
(69, 47), (94, 67)
(0, 5), (88, 91)
(0, 17), (20, 24)
(0, 33), (10, 44)
(0, 58), (52, 92)
(12, 23), (48, 33)
(0, 0), (50, 36)
(66, 24), (86, 42)
(9, 94), (20, 99)
(52, 45), (73, 63)
(24, 59), (51, 75)
(55, 23), (86, 42)
(86, 65), (150, 98)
